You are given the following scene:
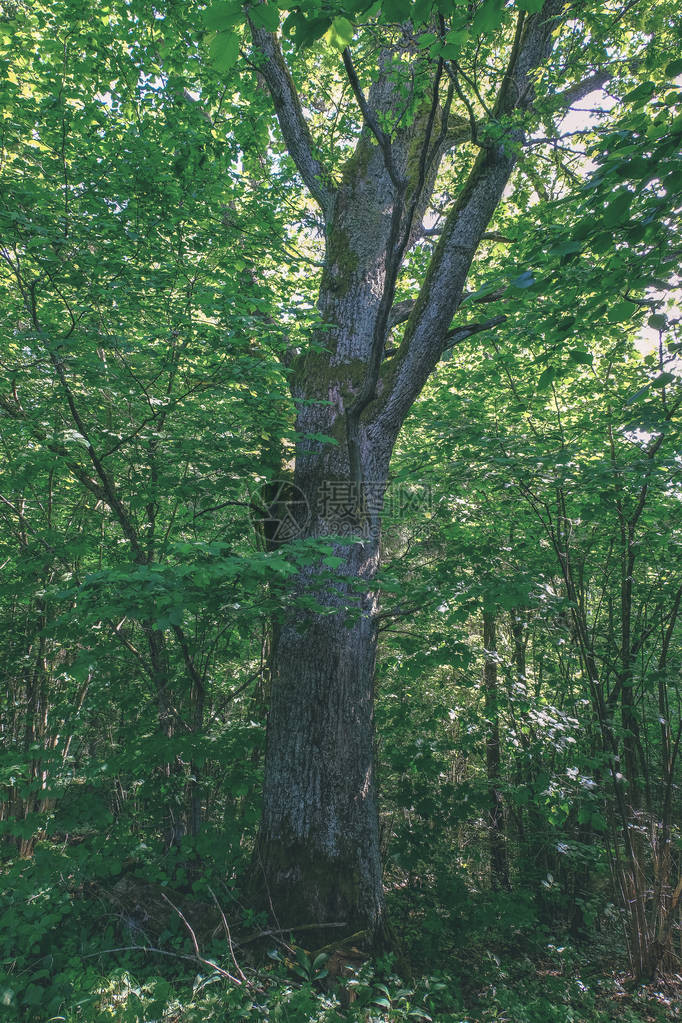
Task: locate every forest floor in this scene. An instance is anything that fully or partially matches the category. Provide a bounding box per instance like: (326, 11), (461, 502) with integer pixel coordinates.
(3, 858), (682, 1022)
(77, 949), (681, 1023)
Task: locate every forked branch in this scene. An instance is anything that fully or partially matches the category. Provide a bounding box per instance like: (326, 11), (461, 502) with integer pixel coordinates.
(375, 0), (567, 436)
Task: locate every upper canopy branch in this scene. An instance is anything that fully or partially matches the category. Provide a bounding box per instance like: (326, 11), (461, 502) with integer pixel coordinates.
(249, 21), (335, 218)
(555, 69), (611, 108)
(373, 0), (569, 441)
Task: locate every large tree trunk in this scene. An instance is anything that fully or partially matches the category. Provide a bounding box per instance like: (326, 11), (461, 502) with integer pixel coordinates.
(250, 1), (565, 944)
(257, 308), (393, 942)
(255, 62), (410, 943)
(259, 539), (385, 938)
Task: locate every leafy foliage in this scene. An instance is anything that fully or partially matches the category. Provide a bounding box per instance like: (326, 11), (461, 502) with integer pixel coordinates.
(1, 0), (682, 1018)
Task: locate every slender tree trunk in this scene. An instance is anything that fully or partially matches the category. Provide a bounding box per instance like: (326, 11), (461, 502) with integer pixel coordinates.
(483, 611), (509, 891)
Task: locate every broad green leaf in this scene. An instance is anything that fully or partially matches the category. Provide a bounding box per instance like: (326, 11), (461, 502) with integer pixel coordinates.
(568, 348), (593, 365)
(607, 300), (637, 323)
(249, 2), (280, 31)
(550, 240), (582, 258)
(537, 366), (556, 390)
(471, 0), (504, 35)
(382, 0), (412, 21)
(603, 191), (633, 226)
(325, 16), (354, 50)
(440, 30), (469, 57)
(623, 81), (656, 106)
(654, 371), (677, 386)
(209, 31), (241, 71)
(204, 1), (243, 31)
(412, 0), (433, 23)
(510, 269), (535, 289)
(445, 27), (468, 49)
(294, 15), (332, 47)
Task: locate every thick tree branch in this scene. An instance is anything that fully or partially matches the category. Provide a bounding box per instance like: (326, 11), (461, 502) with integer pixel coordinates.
(249, 22), (334, 217)
(345, 56), (445, 485)
(388, 284), (509, 331)
(419, 226), (514, 243)
(374, 1), (566, 439)
(555, 69), (610, 108)
(388, 299), (416, 330)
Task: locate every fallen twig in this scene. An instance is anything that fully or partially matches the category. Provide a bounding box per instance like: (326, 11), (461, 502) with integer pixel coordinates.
(161, 893), (243, 985)
(208, 885), (248, 985)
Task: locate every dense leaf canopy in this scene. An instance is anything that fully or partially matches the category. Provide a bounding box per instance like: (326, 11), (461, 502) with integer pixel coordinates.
(1, 0), (681, 1019)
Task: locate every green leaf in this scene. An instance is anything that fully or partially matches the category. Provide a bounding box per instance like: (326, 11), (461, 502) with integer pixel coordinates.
(382, 0), (412, 20)
(444, 27), (468, 50)
(282, 10), (305, 36)
(607, 300), (637, 323)
(209, 31), (240, 71)
(325, 16), (354, 50)
(568, 348), (593, 365)
(471, 0), (504, 34)
(623, 81), (656, 106)
(204, 1), (243, 31)
(412, 0), (433, 23)
(323, 555), (344, 568)
(517, 0), (544, 10)
(665, 58), (682, 78)
(294, 15), (332, 47)
(648, 313), (667, 331)
(550, 240), (582, 258)
(510, 269), (535, 289)
(603, 191), (633, 226)
(23, 984), (45, 1006)
(249, 2), (279, 31)
(440, 35), (469, 57)
(537, 366), (555, 390)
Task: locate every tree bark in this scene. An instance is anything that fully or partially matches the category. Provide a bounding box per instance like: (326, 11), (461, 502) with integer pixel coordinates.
(256, 312), (391, 940)
(259, 538), (384, 939)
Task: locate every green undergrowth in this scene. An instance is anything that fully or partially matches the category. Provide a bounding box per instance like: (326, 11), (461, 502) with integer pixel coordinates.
(2, 879), (679, 1022)
(3, 950), (678, 1023)
(1, 842), (679, 1023)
